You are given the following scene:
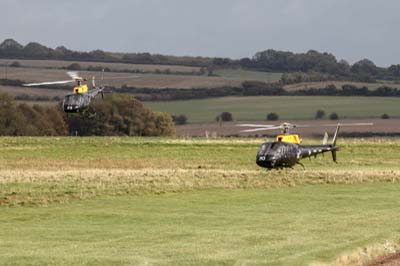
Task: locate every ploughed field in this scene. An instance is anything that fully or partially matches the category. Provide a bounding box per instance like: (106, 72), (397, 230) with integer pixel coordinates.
(1, 137), (400, 265)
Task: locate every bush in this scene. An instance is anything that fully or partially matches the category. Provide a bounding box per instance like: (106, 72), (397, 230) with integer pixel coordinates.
(0, 93), (68, 136)
(172, 114), (187, 125)
(329, 112), (339, 120)
(381, 113), (390, 119)
(65, 94), (175, 136)
(216, 112), (233, 122)
(266, 112), (279, 121)
(66, 63), (81, 70)
(315, 109), (326, 119)
(10, 61), (21, 67)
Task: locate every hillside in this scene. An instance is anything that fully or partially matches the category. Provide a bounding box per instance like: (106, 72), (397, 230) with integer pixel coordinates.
(1, 39), (400, 128)
(2, 38), (400, 81)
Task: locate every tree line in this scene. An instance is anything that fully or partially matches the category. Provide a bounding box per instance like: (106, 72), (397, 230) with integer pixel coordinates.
(3, 76), (400, 101)
(2, 39), (400, 81)
(3, 77), (400, 102)
(0, 39), (213, 67)
(116, 82), (400, 101)
(0, 93), (175, 136)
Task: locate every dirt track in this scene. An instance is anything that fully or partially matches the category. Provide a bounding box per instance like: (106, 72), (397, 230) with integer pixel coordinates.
(365, 253), (400, 266)
(176, 118), (400, 138)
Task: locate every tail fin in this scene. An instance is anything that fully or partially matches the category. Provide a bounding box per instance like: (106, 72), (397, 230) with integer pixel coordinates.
(322, 132), (328, 145)
(331, 124), (340, 162)
(332, 124), (340, 147)
(332, 149), (337, 162)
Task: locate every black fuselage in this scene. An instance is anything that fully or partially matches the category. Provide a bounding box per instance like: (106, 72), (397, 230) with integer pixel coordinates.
(256, 141), (336, 169)
(63, 93), (92, 113)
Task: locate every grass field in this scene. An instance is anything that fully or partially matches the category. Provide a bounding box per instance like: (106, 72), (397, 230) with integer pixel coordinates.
(0, 85), (66, 98)
(215, 69), (282, 82)
(145, 96), (400, 123)
(1, 137), (400, 265)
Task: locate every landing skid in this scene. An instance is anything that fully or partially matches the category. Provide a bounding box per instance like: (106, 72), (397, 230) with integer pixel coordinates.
(296, 161), (305, 170)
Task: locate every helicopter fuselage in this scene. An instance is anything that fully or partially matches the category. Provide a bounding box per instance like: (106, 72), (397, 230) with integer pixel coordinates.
(256, 141), (336, 169)
(63, 93), (92, 113)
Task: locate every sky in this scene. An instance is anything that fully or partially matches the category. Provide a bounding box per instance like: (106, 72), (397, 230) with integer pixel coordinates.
(1, 0), (399, 66)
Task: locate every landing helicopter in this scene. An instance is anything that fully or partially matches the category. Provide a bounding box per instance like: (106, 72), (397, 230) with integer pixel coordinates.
(238, 122), (373, 170)
(23, 71), (105, 116)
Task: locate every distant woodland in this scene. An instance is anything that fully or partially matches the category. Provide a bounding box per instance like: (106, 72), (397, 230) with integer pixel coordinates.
(1, 39), (400, 82)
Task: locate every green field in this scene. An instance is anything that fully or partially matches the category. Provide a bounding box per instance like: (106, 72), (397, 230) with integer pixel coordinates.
(1, 137), (400, 265)
(146, 96), (400, 123)
(215, 69), (282, 82)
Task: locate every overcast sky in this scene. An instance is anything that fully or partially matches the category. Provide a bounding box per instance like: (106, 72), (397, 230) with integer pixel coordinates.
(1, 0), (398, 66)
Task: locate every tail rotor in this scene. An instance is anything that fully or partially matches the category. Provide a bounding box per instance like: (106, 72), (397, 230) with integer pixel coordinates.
(330, 124), (341, 162)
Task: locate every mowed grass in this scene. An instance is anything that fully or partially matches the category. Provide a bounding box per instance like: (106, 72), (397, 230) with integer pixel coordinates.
(146, 96), (400, 123)
(2, 184), (400, 266)
(1, 137), (400, 265)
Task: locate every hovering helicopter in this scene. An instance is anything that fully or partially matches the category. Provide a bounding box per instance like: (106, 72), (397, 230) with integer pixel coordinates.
(238, 122), (373, 170)
(23, 71), (105, 116)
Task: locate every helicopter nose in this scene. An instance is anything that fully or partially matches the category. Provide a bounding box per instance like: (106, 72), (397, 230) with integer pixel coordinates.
(256, 155), (276, 168)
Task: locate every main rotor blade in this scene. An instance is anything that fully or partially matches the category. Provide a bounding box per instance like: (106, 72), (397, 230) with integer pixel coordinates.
(236, 124), (277, 128)
(322, 132), (329, 145)
(67, 71), (79, 79)
(237, 122), (373, 133)
(319, 123), (374, 127)
(102, 75), (141, 80)
(23, 80), (75, 86)
(240, 126), (283, 133)
(292, 124), (314, 128)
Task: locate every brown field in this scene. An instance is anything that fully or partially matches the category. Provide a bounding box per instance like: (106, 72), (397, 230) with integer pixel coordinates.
(176, 118), (400, 137)
(14, 100), (57, 106)
(0, 85), (66, 98)
(0, 59), (201, 73)
(3, 67), (241, 89)
(284, 81), (400, 91)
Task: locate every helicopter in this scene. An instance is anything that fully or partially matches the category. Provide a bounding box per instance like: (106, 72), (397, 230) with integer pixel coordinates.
(237, 122), (373, 170)
(23, 71), (105, 116)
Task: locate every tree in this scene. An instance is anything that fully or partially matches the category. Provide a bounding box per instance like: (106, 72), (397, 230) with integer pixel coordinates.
(154, 112), (176, 136)
(0, 93), (68, 136)
(329, 112), (339, 120)
(381, 113), (390, 119)
(315, 109), (326, 119)
(172, 114), (187, 125)
(216, 112), (233, 122)
(66, 63), (82, 70)
(65, 94), (175, 136)
(350, 59), (379, 77)
(266, 112), (279, 121)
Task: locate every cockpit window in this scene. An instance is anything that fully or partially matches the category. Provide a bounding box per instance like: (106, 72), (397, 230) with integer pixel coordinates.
(64, 94), (83, 105)
(258, 143), (272, 156)
(257, 142), (283, 156)
(270, 143), (278, 150)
